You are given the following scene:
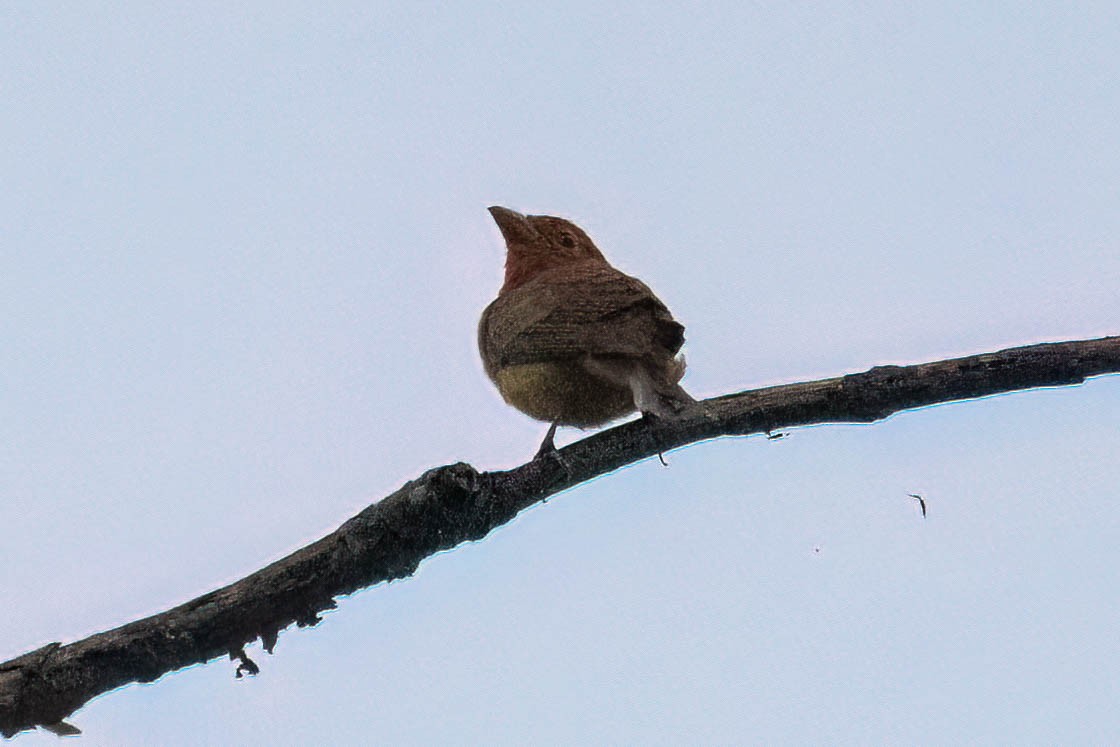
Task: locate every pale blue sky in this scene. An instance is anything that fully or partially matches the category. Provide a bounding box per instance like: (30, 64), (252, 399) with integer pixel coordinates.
(3, 3), (1119, 744)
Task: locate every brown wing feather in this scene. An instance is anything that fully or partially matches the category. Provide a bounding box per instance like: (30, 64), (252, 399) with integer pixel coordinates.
(479, 261), (684, 376)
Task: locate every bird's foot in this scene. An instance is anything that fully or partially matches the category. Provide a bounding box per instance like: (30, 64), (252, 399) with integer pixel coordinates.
(534, 422), (559, 460)
(532, 422), (574, 484)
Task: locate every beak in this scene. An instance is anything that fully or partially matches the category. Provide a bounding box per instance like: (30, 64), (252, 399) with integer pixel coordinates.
(488, 206), (537, 246)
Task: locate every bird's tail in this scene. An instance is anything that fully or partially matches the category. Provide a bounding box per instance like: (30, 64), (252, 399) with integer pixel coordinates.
(641, 355), (695, 418)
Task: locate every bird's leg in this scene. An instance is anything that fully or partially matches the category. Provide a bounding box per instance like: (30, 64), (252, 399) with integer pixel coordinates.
(532, 422), (574, 485)
(534, 422), (560, 460)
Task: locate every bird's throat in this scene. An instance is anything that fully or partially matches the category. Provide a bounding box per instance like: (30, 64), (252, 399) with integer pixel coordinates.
(502, 253), (552, 292)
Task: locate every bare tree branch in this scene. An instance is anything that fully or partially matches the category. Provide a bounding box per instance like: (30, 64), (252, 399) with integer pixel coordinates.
(2, 335), (1118, 738)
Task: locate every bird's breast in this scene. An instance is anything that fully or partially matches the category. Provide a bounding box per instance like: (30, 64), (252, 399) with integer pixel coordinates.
(492, 361), (635, 427)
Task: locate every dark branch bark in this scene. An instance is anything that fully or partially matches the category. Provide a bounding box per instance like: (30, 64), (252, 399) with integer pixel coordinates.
(3, 335), (1118, 738)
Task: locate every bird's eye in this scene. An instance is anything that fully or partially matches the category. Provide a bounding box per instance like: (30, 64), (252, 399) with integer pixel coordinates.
(558, 233), (577, 248)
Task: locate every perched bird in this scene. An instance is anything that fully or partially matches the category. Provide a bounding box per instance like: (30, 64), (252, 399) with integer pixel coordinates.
(478, 206), (694, 455)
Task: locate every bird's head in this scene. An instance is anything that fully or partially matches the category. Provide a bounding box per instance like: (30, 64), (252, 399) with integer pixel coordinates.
(488, 206), (607, 292)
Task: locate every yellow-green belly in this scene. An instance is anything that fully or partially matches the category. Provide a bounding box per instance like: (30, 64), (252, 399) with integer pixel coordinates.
(493, 362), (635, 427)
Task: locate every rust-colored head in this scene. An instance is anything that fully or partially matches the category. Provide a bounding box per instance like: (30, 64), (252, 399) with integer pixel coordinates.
(488, 206), (607, 292)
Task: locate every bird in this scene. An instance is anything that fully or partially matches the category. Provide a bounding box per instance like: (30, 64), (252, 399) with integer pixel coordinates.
(478, 206), (695, 457)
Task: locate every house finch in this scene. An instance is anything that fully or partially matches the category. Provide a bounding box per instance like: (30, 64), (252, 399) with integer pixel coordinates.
(479, 206), (694, 455)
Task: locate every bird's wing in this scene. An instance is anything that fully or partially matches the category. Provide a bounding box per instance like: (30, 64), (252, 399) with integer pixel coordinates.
(479, 261), (685, 372)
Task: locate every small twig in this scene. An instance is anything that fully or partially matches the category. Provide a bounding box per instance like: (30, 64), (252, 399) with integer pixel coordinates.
(231, 648), (260, 679)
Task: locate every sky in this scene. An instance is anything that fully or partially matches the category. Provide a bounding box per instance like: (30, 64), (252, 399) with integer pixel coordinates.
(2, 3), (1119, 744)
